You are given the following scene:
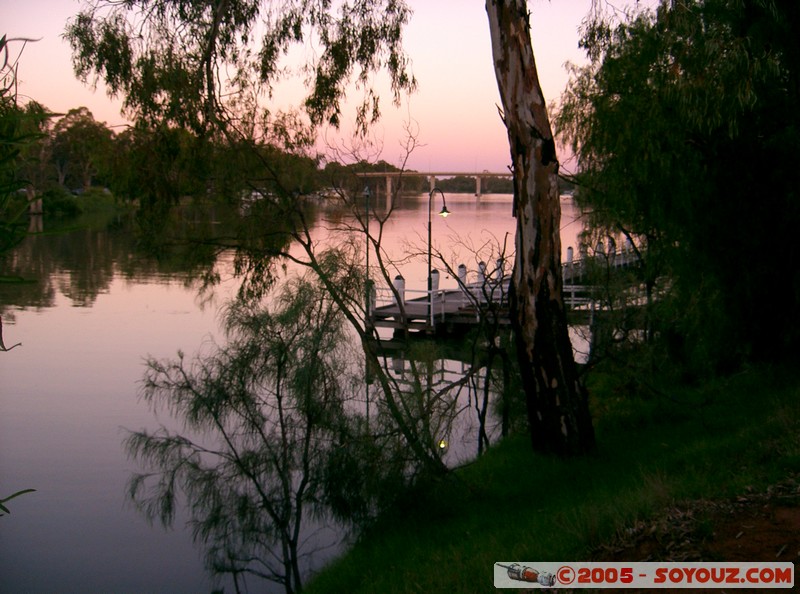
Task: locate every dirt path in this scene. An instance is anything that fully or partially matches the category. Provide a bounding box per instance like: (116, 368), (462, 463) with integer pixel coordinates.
(587, 476), (800, 592)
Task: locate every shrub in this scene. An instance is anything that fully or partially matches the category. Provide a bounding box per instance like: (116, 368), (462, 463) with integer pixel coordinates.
(41, 187), (82, 217)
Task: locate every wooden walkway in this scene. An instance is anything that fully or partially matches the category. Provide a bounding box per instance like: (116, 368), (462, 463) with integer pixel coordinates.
(368, 283), (597, 334)
(367, 252), (640, 335)
(369, 286), (505, 333)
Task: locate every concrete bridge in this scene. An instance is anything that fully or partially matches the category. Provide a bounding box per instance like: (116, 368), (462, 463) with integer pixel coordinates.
(357, 170), (512, 198)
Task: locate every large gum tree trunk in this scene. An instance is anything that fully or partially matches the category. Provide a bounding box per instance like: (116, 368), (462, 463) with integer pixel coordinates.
(485, 0), (595, 455)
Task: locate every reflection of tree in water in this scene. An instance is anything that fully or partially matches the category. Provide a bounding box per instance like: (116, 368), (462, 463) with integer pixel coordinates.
(127, 273), (351, 593)
(0, 210), (229, 313)
(0, 317), (21, 351)
(1, 217), (139, 309)
(125, 259), (511, 593)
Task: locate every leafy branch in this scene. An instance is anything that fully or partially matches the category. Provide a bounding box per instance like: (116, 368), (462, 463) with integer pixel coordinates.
(0, 488), (36, 516)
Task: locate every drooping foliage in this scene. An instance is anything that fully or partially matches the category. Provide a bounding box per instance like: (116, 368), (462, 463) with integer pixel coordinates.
(65, 0), (420, 305)
(0, 36), (50, 255)
(127, 259), (449, 592)
(50, 107), (113, 190)
(555, 0), (800, 369)
(129, 272), (353, 593)
(66, 0), (416, 135)
(64, 0), (602, 463)
(0, 95), (28, 254)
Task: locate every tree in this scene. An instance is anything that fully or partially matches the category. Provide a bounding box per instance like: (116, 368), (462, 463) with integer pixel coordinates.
(67, 0), (599, 459)
(16, 101), (55, 200)
(0, 33), (43, 519)
(0, 95), (30, 253)
(485, 1), (595, 455)
(109, 123), (208, 204)
(555, 0), (800, 369)
(128, 273), (354, 593)
(1, 35), (47, 253)
(50, 107), (113, 190)
(66, 0), (415, 136)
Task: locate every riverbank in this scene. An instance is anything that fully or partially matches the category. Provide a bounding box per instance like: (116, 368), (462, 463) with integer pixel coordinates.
(304, 364), (800, 593)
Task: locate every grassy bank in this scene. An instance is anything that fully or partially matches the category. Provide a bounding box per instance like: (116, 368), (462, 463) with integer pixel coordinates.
(304, 364), (800, 593)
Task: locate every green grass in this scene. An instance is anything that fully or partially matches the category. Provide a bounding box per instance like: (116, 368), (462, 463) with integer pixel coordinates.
(304, 364), (800, 593)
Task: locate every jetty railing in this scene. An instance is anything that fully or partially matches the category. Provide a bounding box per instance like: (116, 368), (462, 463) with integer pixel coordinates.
(368, 246), (644, 333)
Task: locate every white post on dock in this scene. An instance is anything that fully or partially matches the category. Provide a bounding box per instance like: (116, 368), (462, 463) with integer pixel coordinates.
(495, 258), (504, 301)
(430, 269), (440, 292)
(579, 244), (588, 281)
(458, 264), (468, 305)
(368, 281), (376, 315)
(566, 246), (575, 306)
(393, 274), (405, 305)
(430, 269), (439, 327)
(458, 263), (467, 288)
(566, 246), (574, 279)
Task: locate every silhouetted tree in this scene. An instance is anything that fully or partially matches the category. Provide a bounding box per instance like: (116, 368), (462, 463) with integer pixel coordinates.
(128, 273), (353, 594)
(50, 107), (112, 190)
(67, 0), (598, 459)
(486, 1), (595, 455)
(555, 0), (800, 369)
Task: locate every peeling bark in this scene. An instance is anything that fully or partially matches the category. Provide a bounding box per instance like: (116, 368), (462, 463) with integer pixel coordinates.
(485, 0), (595, 455)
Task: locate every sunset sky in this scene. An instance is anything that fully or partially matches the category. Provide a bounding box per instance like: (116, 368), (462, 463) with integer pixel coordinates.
(1, 0), (645, 172)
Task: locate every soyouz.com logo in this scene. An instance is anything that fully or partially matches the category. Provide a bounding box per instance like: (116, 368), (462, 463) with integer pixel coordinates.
(493, 562), (794, 588)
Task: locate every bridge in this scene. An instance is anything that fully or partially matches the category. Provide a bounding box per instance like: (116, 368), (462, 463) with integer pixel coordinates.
(357, 170), (512, 198)
(367, 244), (642, 336)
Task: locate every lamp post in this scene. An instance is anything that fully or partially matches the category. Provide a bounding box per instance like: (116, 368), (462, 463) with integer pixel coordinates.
(428, 187), (450, 330)
(363, 185), (372, 429)
(363, 185), (371, 317)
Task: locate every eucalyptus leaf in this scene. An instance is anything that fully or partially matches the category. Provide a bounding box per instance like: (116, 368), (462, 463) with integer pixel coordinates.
(0, 488), (36, 515)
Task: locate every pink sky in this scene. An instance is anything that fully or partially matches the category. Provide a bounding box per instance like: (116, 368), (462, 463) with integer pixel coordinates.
(1, 0), (634, 172)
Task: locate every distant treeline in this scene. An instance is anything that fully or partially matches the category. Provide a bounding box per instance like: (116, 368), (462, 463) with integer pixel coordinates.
(3, 101), (576, 219)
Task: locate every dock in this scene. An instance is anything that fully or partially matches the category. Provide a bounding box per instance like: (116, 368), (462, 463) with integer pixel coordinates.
(367, 247), (639, 335)
(368, 281), (598, 335)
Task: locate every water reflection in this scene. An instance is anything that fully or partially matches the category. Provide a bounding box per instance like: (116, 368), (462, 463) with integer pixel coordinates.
(0, 222), (230, 593)
(121, 244), (517, 593)
(128, 275), (354, 594)
(0, 317), (22, 351)
(122, 264), (512, 592)
(0, 211), (213, 313)
(0, 194), (584, 593)
(381, 347), (507, 464)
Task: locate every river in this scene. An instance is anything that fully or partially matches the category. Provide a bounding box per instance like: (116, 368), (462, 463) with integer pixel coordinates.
(0, 193), (584, 593)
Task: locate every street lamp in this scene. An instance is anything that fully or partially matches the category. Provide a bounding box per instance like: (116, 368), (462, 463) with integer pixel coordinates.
(362, 186), (372, 318)
(363, 186), (370, 290)
(428, 187), (450, 329)
(363, 185), (372, 429)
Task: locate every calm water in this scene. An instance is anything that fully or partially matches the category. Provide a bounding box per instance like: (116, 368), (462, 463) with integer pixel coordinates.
(0, 194), (583, 592)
